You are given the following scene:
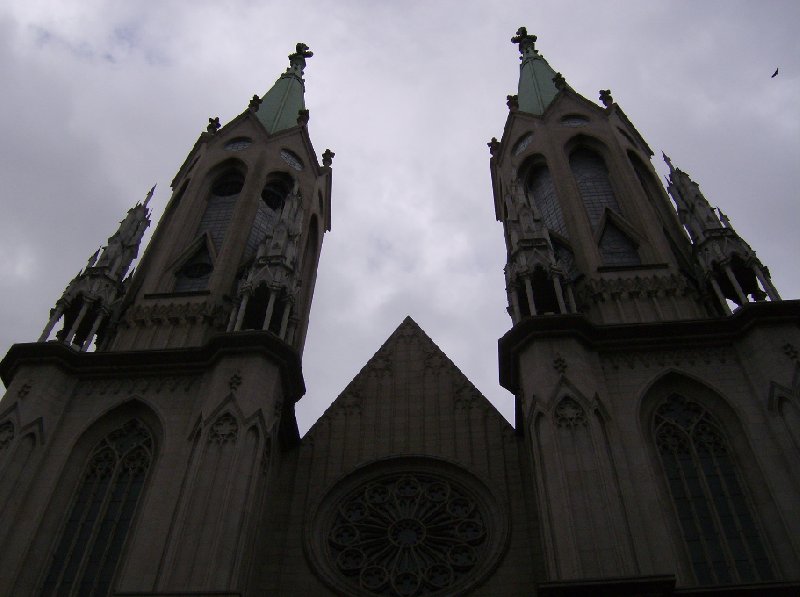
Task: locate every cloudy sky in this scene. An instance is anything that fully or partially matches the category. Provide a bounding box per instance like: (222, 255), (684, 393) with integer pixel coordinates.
(1, 1), (798, 433)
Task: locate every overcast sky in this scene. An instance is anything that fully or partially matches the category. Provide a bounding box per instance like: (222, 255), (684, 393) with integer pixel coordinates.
(1, 1), (798, 433)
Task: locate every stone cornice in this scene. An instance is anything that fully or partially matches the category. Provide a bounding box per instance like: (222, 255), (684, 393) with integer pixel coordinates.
(0, 330), (305, 403)
(499, 300), (800, 392)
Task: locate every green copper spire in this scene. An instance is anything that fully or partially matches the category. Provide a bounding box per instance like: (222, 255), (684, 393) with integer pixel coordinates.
(511, 28), (561, 116)
(257, 43), (313, 135)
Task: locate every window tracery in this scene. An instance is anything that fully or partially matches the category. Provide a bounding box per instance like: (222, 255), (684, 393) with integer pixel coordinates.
(327, 472), (487, 596)
(569, 148), (621, 230)
(555, 397), (587, 428)
(309, 460), (506, 597)
(41, 419), (154, 597)
(527, 165), (568, 238)
(654, 395), (773, 585)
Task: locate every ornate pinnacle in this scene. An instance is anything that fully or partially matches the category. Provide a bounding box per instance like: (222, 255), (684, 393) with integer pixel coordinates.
(506, 94), (519, 111)
(599, 89), (613, 108)
(287, 43), (313, 76)
(289, 42), (313, 61)
(143, 184), (156, 208)
(488, 137), (500, 156)
(207, 116), (221, 133)
(249, 94), (262, 111)
(322, 149), (335, 167)
(511, 27), (537, 55)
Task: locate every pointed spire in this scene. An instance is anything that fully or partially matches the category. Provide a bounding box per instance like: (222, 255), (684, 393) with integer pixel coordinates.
(511, 28), (561, 116)
(143, 184), (156, 208)
(257, 43), (313, 135)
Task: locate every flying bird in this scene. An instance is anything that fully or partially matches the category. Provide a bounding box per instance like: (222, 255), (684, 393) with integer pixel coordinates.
(771, 67), (779, 78)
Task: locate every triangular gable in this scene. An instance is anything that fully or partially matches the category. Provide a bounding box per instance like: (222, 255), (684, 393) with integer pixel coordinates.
(304, 316), (514, 440)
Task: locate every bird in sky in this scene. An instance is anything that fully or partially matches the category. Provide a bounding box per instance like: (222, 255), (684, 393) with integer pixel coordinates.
(772, 67), (779, 78)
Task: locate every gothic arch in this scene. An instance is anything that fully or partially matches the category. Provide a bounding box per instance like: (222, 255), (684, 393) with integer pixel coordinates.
(160, 394), (268, 591)
(638, 371), (785, 584)
(30, 399), (161, 596)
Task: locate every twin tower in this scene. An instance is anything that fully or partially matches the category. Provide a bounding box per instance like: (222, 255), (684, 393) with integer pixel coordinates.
(1, 30), (798, 597)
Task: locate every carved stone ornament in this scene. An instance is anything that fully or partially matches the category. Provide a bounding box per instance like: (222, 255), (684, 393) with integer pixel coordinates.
(487, 137), (500, 156)
(601, 346), (733, 371)
(506, 94), (519, 111)
(322, 148), (335, 167)
(297, 108), (310, 125)
(0, 421), (14, 450)
(552, 72), (566, 90)
(78, 375), (198, 396)
(229, 371), (243, 393)
(207, 117), (221, 133)
(783, 343), (798, 361)
(599, 89), (613, 108)
(555, 397), (587, 428)
(248, 94), (262, 111)
(17, 382), (32, 398)
(209, 413), (238, 444)
(552, 354), (567, 375)
(307, 458), (508, 597)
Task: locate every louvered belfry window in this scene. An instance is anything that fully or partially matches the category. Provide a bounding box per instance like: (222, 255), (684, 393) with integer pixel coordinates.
(654, 396), (773, 585)
(41, 419), (154, 597)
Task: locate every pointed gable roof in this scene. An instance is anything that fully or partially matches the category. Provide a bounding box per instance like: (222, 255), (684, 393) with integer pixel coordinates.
(305, 316), (514, 440)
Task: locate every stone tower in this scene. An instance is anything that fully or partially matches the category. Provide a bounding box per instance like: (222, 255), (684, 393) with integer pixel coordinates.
(1, 30), (799, 597)
(493, 28), (800, 593)
(0, 43), (332, 595)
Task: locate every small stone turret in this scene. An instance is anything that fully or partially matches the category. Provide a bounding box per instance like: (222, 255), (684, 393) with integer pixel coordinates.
(503, 179), (575, 321)
(38, 187), (153, 350)
(664, 154), (780, 313)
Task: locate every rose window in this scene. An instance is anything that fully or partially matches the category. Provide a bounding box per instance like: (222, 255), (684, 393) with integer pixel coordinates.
(325, 472), (490, 596)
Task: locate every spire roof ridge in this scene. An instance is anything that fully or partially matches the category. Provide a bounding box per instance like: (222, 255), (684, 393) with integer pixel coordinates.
(256, 42), (313, 135)
(511, 27), (562, 116)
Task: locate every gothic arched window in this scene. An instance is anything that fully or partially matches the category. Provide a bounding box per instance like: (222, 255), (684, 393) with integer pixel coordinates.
(653, 395), (773, 585)
(245, 172), (293, 260)
(203, 169), (244, 251)
(174, 168), (244, 291)
(569, 148), (621, 230)
(526, 164), (568, 238)
(40, 419), (154, 597)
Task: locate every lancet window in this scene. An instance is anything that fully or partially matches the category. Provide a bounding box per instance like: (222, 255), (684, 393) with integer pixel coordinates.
(653, 395), (773, 585)
(174, 168), (244, 291)
(41, 419), (154, 597)
(569, 148), (621, 230)
(244, 172), (293, 260)
(526, 164), (568, 238)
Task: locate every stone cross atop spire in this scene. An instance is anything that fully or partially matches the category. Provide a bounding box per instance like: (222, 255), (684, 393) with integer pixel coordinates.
(257, 43), (313, 135)
(287, 42), (313, 77)
(511, 28), (561, 116)
(511, 27), (538, 58)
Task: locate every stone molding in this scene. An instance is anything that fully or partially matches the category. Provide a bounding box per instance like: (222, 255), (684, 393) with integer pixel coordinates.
(499, 300), (800, 393)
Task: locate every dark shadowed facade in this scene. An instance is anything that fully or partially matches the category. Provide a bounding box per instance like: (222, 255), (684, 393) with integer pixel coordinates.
(1, 31), (799, 596)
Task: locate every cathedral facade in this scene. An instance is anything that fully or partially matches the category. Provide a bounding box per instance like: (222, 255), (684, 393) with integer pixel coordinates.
(1, 30), (799, 596)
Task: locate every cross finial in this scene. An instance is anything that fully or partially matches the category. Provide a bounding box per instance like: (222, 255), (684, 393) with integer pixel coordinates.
(249, 94), (262, 111)
(599, 89), (613, 108)
(290, 42), (313, 61)
(207, 117), (221, 133)
(511, 27), (537, 56)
